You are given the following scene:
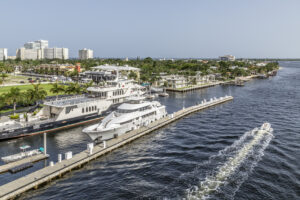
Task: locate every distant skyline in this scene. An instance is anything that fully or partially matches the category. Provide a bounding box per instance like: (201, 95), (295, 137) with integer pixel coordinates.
(1, 0), (300, 58)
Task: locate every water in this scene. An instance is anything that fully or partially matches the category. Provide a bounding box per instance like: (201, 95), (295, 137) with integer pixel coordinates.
(0, 61), (300, 199)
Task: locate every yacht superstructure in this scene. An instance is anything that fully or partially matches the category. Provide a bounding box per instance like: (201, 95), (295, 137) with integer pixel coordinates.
(0, 79), (145, 140)
(83, 97), (167, 141)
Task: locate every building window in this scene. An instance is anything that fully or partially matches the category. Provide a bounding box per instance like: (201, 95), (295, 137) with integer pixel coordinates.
(89, 107), (91, 112)
(86, 107), (88, 112)
(82, 108), (84, 113)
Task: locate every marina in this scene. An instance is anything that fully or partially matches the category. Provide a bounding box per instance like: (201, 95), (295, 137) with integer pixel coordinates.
(0, 95), (233, 200)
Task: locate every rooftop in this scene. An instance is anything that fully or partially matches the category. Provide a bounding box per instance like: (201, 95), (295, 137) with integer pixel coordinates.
(92, 64), (140, 71)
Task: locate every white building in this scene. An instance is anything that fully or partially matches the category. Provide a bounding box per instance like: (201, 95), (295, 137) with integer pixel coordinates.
(24, 40), (49, 50)
(16, 40), (68, 60)
(16, 48), (43, 60)
(220, 55), (235, 61)
(79, 48), (93, 60)
(0, 48), (8, 61)
(44, 48), (69, 59)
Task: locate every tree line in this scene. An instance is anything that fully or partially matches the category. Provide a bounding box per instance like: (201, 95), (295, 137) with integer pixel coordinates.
(0, 81), (93, 113)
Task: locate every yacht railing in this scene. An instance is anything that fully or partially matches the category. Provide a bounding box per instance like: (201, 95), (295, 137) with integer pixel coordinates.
(45, 95), (86, 104)
(44, 95), (107, 107)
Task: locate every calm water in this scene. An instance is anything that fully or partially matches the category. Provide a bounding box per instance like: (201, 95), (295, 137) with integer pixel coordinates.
(0, 61), (299, 199)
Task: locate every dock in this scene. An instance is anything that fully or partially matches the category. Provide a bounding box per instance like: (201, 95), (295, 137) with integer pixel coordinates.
(0, 154), (49, 174)
(0, 96), (233, 200)
(166, 82), (221, 92)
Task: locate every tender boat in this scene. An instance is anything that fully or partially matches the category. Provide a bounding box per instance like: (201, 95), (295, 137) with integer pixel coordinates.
(1, 145), (44, 163)
(83, 97), (167, 141)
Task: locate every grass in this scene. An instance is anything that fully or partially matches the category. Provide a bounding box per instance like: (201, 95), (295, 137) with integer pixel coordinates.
(0, 84), (64, 96)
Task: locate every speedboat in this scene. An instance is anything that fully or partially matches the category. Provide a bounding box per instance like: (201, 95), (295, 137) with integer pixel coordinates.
(82, 97), (167, 141)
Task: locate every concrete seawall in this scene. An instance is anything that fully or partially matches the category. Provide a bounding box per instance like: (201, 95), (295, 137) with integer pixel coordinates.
(0, 96), (233, 200)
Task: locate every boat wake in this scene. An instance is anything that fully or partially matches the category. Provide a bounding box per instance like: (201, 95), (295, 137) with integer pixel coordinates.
(185, 124), (274, 200)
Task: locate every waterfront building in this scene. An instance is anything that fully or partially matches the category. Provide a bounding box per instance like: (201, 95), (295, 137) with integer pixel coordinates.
(16, 48), (43, 60)
(36, 63), (79, 75)
(24, 40), (49, 50)
(79, 48), (93, 60)
(44, 48), (69, 60)
(16, 40), (68, 60)
(220, 55), (235, 61)
(256, 62), (267, 67)
(0, 48), (8, 61)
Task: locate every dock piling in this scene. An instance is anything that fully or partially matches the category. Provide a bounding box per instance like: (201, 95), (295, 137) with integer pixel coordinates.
(43, 132), (47, 155)
(58, 154), (62, 163)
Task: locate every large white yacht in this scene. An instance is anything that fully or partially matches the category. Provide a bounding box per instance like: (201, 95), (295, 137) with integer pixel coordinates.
(0, 78), (145, 140)
(82, 97), (167, 141)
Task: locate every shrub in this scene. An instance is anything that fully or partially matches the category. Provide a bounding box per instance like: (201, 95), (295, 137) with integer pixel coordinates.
(10, 114), (19, 119)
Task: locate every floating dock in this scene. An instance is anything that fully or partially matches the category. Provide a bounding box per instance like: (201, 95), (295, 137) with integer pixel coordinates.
(0, 96), (233, 200)
(166, 82), (221, 92)
(0, 154), (49, 174)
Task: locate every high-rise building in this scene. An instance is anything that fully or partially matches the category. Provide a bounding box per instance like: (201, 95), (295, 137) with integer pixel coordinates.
(16, 48), (43, 60)
(24, 40), (49, 50)
(0, 48), (8, 61)
(44, 48), (69, 59)
(16, 40), (68, 60)
(79, 48), (93, 60)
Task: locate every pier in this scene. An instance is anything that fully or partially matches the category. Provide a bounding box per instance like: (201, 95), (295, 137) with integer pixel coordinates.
(0, 96), (233, 200)
(166, 82), (221, 92)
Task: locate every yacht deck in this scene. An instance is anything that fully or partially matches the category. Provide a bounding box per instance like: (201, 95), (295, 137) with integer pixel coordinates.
(44, 95), (103, 108)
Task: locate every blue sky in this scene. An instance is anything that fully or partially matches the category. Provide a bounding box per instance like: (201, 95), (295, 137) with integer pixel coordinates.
(1, 0), (300, 58)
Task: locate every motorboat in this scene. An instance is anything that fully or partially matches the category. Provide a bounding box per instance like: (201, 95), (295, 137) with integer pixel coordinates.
(83, 97), (167, 141)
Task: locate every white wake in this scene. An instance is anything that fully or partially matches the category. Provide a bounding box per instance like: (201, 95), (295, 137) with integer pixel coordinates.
(186, 124), (274, 200)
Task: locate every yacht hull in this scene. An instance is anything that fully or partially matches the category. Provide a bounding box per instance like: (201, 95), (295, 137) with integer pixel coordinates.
(0, 113), (103, 141)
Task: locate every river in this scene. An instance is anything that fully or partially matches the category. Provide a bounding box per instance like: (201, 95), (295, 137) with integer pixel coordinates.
(0, 61), (299, 199)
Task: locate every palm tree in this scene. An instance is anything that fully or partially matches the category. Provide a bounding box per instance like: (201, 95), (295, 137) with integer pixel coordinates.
(5, 87), (22, 114)
(0, 73), (8, 83)
(50, 82), (65, 100)
(65, 82), (82, 95)
(82, 80), (93, 93)
(27, 83), (48, 105)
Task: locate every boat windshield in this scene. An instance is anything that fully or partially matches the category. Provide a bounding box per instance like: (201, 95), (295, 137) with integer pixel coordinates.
(117, 109), (136, 114)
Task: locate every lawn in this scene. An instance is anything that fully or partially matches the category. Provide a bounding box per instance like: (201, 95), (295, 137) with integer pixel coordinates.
(0, 84), (64, 96)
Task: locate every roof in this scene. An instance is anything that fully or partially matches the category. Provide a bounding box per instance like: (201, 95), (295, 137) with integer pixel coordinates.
(92, 64), (140, 71)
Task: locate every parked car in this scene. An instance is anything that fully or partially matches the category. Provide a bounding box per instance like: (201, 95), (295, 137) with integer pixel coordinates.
(20, 81), (25, 83)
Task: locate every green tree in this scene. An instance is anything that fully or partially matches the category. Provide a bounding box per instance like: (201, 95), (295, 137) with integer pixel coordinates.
(50, 82), (65, 100)
(128, 71), (137, 80)
(0, 73), (8, 83)
(65, 82), (82, 94)
(5, 87), (23, 113)
(82, 81), (94, 93)
(26, 83), (48, 105)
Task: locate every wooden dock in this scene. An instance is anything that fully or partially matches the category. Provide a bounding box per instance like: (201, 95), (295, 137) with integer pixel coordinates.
(0, 154), (49, 174)
(166, 82), (221, 92)
(0, 96), (233, 200)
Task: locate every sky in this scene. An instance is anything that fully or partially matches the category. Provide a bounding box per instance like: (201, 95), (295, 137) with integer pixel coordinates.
(1, 0), (300, 58)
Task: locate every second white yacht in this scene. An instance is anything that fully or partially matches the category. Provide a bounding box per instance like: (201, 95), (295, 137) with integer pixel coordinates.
(82, 97), (167, 141)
